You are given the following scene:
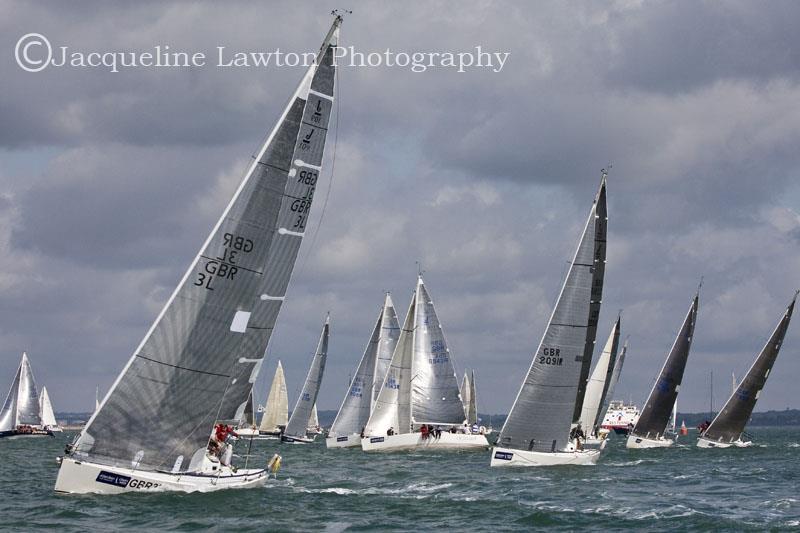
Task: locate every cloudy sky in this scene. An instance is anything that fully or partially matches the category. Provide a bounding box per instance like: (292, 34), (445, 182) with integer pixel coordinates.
(2, 1), (799, 416)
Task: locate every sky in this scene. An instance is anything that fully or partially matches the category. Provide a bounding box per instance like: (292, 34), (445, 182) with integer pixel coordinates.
(1, 0), (800, 415)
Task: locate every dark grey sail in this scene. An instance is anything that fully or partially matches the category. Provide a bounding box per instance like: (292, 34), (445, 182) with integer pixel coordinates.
(606, 337), (628, 402)
(703, 293), (796, 443)
(631, 293), (699, 440)
(0, 352), (41, 432)
(497, 175), (607, 453)
(69, 17), (341, 472)
(284, 317), (330, 439)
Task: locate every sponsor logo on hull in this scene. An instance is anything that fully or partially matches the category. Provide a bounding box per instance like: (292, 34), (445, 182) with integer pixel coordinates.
(96, 470), (161, 490)
(494, 451), (513, 461)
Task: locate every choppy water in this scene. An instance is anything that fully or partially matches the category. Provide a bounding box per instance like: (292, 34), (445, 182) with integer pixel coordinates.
(2, 427), (800, 531)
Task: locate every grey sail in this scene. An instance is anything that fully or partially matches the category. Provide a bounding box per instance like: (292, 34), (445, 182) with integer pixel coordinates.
(258, 360), (288, 432)
(605, 337), (628, 402)
(241, 391), (256, 426)
(578, 317), (621, 432)
(411, 277), (467, 426)
(632, 293), (699, 440)
(468, 370), (478, 425)
(497, 176), (607, 453)
(284, 317), (330, 439)
(364, 292), (416, 436)
(70, 19), (340, 472)
(703, 293), (796, 443)
(330, 294), (400, 437)
(1, 352), (42, 431)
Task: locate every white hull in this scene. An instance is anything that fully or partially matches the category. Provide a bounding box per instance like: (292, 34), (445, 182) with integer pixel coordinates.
(696, 436), (752, 449)
(236, 427), (259, 437)
(281, 434), (316, 444)
(54, 457), (268, 494)
(626, 434), (674, 448)
(490, 446), (600, 467)
(361, 432), (489, 452)
(325, 434), (361, 448)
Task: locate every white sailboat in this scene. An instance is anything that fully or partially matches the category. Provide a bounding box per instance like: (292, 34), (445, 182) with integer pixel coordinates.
(491, 172), (607, 467)
(578, 316), (621, 446)
(698, 292), (796, 448)
(306, 403), (323, 436)
(282, 317), (330, 444)
(55, 14), (343, 494)
(327, 294), (400, 448)
(39, 386), (62, 433)
(627, 289), (700, 449)
(257, 360), (289, 438)
(362, 276), (489, 452)
(1, 352), (52, 439)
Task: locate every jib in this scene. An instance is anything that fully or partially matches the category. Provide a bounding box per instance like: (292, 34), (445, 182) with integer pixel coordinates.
(127, 479), (160, 489)
(223, 233), (254, 252)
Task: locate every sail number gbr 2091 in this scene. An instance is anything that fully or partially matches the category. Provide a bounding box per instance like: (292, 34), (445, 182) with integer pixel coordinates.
(538, 347), (563, 366)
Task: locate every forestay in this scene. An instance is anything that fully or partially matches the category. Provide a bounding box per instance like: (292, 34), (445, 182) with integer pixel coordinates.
(259, 360), (288, 432)
(284, 317), (330, 439)
(70, 19), (340, 472)
(497, 176), (607, 453)
(578, 316), (621, 432)
(703, 294), (796, 443)
(0, 353), (41, 431)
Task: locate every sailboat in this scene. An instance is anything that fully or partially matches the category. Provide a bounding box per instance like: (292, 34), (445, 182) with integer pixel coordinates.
(1, 352), (53, 439)
(626, 289), (699, 449)
(55, 14), (343, 494)
(282, 316), (330, 444)
(236, 391), (259, 437)
(39, 386), (62, 433)
(460, 370), (488, 434)
(491, 172), (607, 467)
(327, 294), (400, 448)
(257, 360), (289, 438)
(697, 292), (796, 448)
(578, 316), (621, 445)
(362, 276), (489, 451)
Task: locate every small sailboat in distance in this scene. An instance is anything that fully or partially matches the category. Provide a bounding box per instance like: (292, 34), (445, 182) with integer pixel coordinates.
(307, 403), (323, 436)
(258, 361), (289, 438)
(39, 386), (62, 433)
(282, 316), (330, 444)
(627, 287), (699, 449)
(491, 171), (607, 467)
(55, 13), (343, 493)
(1, 353), (53, 439)
(697, 292), (797, 448)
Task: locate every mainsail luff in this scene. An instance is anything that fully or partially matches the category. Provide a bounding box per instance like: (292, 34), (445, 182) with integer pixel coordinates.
(632, 292), (699, 439)
(71, 17), (341, 472)
(411, 277), (467, 426)
(258, 360), (288, 432)
(284, 317), (330, 439)
(39, 386), (58, 428)
(578, 317), (621, 432)
(497, 175), (607, 453)
(703, 293), (796, 443)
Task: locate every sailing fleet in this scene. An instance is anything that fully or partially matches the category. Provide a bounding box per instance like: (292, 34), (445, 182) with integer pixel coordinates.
(1, 13), (796, 495)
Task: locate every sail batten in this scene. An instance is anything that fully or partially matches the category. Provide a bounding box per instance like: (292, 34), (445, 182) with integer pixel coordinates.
(283, 318), (330, 439)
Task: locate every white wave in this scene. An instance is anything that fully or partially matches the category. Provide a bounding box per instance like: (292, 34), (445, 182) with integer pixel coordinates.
(787, 442), (800, 448)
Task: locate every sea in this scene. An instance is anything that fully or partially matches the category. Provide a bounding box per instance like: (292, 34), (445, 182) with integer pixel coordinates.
(2, 427), (799, 531)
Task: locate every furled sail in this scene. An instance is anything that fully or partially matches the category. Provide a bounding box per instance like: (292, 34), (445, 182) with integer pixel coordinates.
(259, 360), (288, 432)
(283, 317), (330, 439)
(70, 18), (341, 472)
(497, 175), (607, 453)
(578, 316), (621, 432)
(39, 386), (58, 428)
(631, 292), (699, 440)
(330, 294), (400, 437)
(364, 292), (416, 436)
(0, 352), (41, 432)
(703, 293), (796, 443)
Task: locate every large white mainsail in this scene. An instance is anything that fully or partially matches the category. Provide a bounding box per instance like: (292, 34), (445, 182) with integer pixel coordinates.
(578, 316), (621, 434)
(57, 15), (342, 492)
(258, 360), (289, 434)
(328, 294), (400, 444)
(282, 317), (330, 442)
(492, 173), (607, 467)
(1, 352), (43, 435)
(39, 386), (59, 430)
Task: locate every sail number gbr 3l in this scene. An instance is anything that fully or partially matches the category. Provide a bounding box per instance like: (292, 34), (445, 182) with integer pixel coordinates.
(538, 347), (563, 366)
(195, 232), (254, 291)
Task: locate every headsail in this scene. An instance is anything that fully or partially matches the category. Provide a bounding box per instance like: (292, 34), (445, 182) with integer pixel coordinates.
(578, 316), (621, 432)
(460, 372), (471, 420)
(39, 386), (58, 428)
(703, 293), (796, 443)
(631, 291), (699, 440)
(241, 391), (256, 427)
(0, 352), (41, 432)
(497, 175), (607, 453)
(258, 360), (288, 432)
(330, 294), (400, 437)
(70, 17), (341, 472)
(605, 337), (628, 402)
(308, 403), (319, 429)
(284, 317), (330, 439)
(468, 370), (478, 425)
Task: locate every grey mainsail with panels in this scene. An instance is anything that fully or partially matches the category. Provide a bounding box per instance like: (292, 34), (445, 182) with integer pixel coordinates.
(631, 292), (699, 440)
(284, 317), (330, 439)
(70, 18), (340, 472)
(497, 175), (607, 453)
(703, 293), (796, 443)
(330, 294), (400, 437)
(258, 360), (288, 432)
(578, 316), (621, 432)
(411, 278), (467, 426)
(0, 352), (42, 432)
